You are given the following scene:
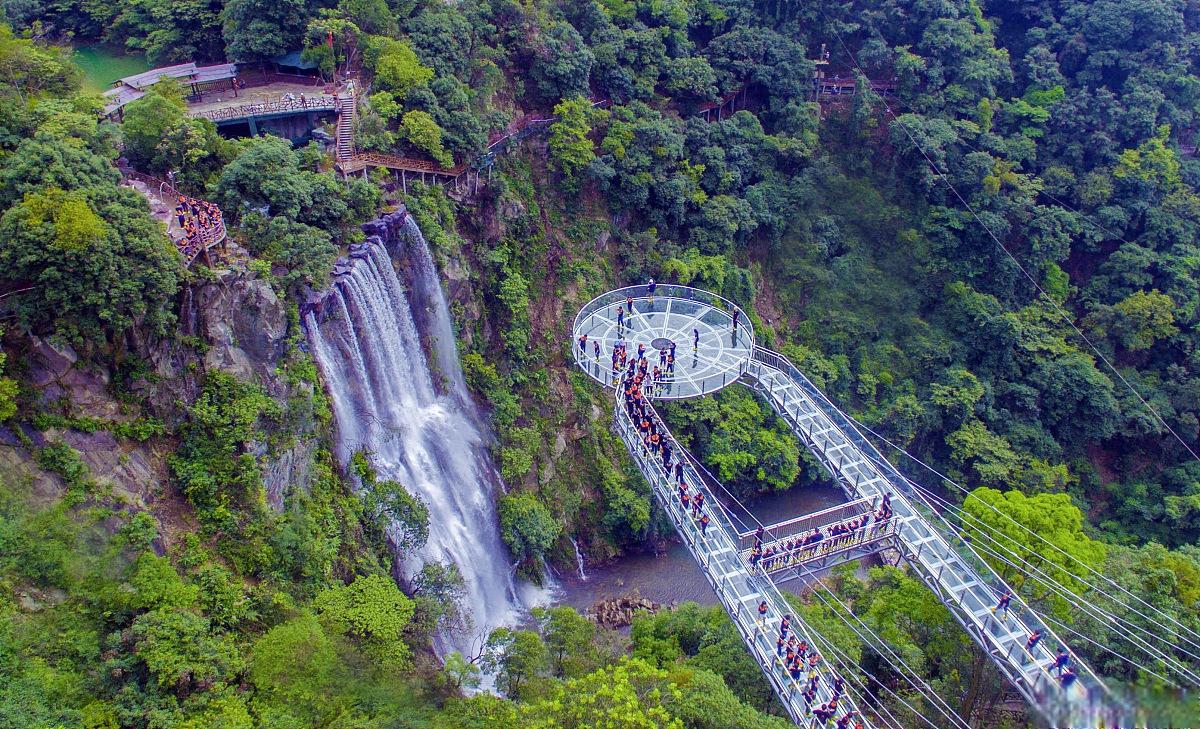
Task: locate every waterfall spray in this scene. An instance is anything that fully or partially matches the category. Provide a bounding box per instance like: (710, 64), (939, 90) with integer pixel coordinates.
(305, 211), (543, 656)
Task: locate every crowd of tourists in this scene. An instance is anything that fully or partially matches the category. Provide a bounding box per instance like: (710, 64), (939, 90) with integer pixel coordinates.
(747, 496), (896, 575)
(173, 194), (223, 259)
(593, 280), (1075, 725)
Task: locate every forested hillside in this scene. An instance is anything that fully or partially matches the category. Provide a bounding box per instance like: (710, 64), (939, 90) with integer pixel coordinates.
(3, 0), (1200, 726)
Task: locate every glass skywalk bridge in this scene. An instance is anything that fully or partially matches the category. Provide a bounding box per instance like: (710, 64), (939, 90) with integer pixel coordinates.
(573, 285), (1129, 728)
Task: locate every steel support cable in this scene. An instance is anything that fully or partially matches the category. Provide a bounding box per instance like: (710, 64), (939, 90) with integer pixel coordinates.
(959, 527), (1184, 687)
(920, 504), (1193, 684)
(691, 429), (973, 729)
(625, 395), (871, 724)
(774, 591), (915, 729)
(783, 574), (956, 729)
(835, 405), (1200, 657)
(890, 467), (1197, 651)
(948, 532), (1186, 689)
(781, 560), (974, 729)
(873, 460), (1180, 695)
(875, 451), (1200, 670)
(898, 477), (1200, 684)
(797, 621), (916, 729)
(1038, 611), (1182, 688)
(815, 8), (1200, 469)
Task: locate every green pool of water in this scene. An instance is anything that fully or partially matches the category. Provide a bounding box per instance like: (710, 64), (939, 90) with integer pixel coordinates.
(73, 45), (151, 93)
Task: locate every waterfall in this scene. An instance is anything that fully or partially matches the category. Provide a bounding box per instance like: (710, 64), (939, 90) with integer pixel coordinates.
(305, 212), (539, 655)
(570, 536), (588, 581)
(401, 215), (468, 398)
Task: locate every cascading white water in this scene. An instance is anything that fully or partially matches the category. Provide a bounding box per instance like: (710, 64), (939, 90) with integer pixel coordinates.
(570, 536), (588, 581)
(306, 231), (536, 655)
(402, 216), (468, 398)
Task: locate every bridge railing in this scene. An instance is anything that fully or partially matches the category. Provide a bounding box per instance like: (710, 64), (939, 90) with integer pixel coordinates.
(747, 346), (1124, 727)
(572, 284), (755, 395)
(754, 516), (900, 576)
(191, 95), (337, 122)
(611, 390), (870, 727)
(735, 497), (873, 552)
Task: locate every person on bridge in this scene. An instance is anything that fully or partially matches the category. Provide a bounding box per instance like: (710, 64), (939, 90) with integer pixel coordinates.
(1025, 629), (1043, 652)
(801, 684), (817, 711)
(627, 295), (634, 315)
(777, 635), (786, 656)
(578, 333), (588, 354)
(732, 308), (741, 331)
(1059, 666), (1078, 688)
(831, 674), (844, 699)
(647, 277), (657, 300)
(836, 711), (860, 729)
(1051, 647), (1070, 676)
(692, 490), (705, 515)
(813, 700), (837, 726)
(593, 339), (600, 360)
(637, 342), (646, 360)
(779, 614), (792, 640)
(666, 353), (675, 376)
(788, 658), (804, 682)
(758, 600), (769, 625)
(992, 590), (1013, 619)
(693, 328), (700, 351)
(617, 306), (625, 330)
(675, 461), (685, 483)
(699, 512), (710, 534)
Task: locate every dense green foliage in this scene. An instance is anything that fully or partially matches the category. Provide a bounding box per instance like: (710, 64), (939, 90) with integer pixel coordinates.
(5, 0), (1200, 723)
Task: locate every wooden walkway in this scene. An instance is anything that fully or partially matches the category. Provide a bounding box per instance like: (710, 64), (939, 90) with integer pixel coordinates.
(122, 170), (226, 266)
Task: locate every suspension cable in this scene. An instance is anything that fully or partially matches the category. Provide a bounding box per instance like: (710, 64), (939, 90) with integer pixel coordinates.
(786, 559), (974, 729)
(839, 404), (1200, 656)
(899, 475), (1200, 683)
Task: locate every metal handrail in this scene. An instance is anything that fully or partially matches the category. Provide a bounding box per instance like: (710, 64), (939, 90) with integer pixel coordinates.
(572, 285), (755, 399)
(574, 284), (753, 344)
(747, 345), (1126, 727)
(610, 382), (871, 727)
(753, 517), (899, 575)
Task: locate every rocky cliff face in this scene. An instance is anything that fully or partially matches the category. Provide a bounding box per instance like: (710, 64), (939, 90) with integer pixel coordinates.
(0, 269), (314, 540)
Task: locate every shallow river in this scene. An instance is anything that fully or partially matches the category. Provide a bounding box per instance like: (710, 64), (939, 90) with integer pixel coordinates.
(553, 483), (849, 610)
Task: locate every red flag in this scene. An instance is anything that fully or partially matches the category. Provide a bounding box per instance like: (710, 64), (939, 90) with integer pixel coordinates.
(327, 30), (334, 49)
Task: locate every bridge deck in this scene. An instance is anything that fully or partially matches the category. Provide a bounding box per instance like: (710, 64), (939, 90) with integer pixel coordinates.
(614, 394), (870, 727)
(578, 286), (1128, 728)
(743, 349), (1125, 728)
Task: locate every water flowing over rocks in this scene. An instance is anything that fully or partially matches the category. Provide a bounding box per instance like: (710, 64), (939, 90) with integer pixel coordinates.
(304, 207), (539, 656)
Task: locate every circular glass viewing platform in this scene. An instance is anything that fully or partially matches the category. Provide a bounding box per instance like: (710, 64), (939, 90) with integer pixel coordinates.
(572, 285), (755, 399)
